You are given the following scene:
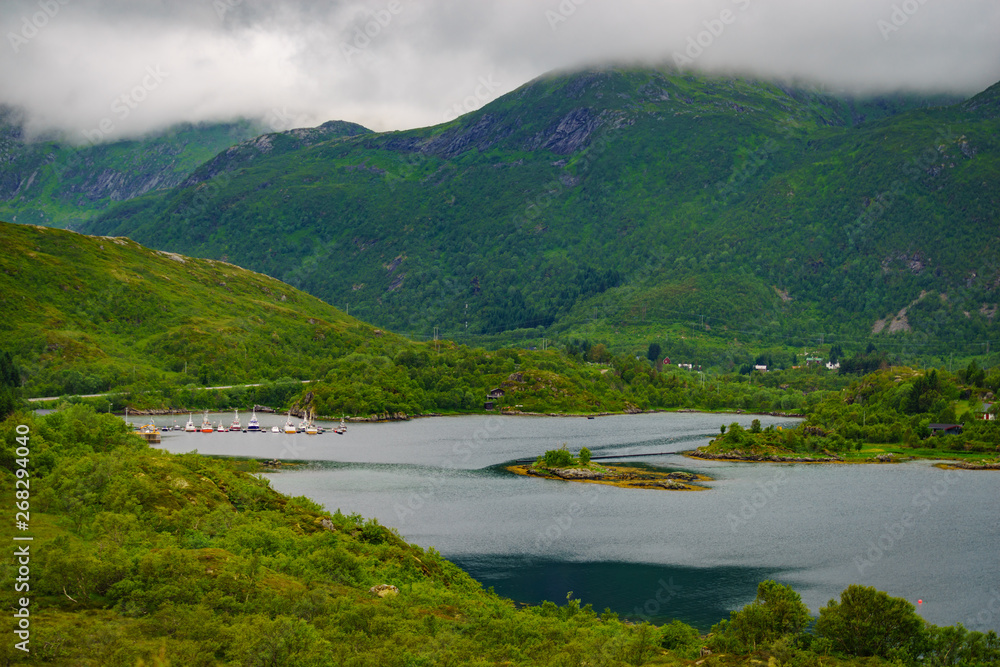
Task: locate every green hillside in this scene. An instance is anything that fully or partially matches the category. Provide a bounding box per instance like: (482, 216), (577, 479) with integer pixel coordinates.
(3, 220), (837, 416)
(78, 66), (999, 363)
(0, 111), (369, 229)
(3, 406), (997, 665)
(0, 221), (387, 398)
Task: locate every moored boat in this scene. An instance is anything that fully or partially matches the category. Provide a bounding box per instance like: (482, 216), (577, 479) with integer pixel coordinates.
(247, 408), (261, 432)
(201, 411), (214, 433)
(284, 411), (297, 434)
(229, 409), (242, 431)
(184, 413), (197, 432)
(216, 421), (227, 432)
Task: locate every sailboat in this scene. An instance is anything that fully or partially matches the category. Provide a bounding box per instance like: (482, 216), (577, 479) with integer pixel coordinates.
(247, 408), (261, 432)
(229, 409), (242, 431)
(184, 413), (197, 432)
(283, 411), (297, 434)
(200, 411), (214, 433)
(334, 415), (347, 435)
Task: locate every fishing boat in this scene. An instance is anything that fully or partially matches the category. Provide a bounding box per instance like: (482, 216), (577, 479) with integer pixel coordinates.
(184, 414), (197, 432)
(200, 411), (214, 433)
(333, 415), (347, 435)
(247, 408), (261, 432)
(229, 409), (242, 431)
(216, 421), (227, 433)
(304, 409), (318, 435)
(283, 411), (297, 434)
(136, 421), (161, 444)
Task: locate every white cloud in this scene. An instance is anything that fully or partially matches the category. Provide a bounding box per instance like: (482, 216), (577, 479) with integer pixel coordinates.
(1, 0), (998, 142)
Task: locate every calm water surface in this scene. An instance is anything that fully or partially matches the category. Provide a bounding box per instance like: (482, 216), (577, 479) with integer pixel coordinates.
(157, 412), (1000, 631)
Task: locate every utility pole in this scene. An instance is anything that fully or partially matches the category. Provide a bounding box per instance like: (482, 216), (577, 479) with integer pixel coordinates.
(434, 326), (439, 353)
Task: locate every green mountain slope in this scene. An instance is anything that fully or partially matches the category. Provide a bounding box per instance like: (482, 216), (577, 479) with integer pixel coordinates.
(0, 220), (393, 396)
(6, 220), (818, 417)
(81, 67), (997, 356)
(0, 112), (368, 229)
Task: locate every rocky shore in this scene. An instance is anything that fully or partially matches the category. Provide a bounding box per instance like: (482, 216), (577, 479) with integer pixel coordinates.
(508, 463), (711, 490)
(686, 450), (843, 463)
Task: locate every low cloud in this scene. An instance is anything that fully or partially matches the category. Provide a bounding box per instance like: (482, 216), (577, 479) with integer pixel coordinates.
(1, 0), (997, 142)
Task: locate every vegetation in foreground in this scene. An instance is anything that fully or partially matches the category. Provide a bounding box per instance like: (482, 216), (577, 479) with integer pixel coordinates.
(2, 405), (998, 666)
(696, 363), (1000, 465)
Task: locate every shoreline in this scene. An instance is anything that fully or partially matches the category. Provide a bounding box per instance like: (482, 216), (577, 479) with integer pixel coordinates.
(506, 462), (712, 490)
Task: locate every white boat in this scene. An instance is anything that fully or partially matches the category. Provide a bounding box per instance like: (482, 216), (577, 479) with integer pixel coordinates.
(247, 408), (261, 432)
(216, 421), (227, 433)
(304, 409), (318, 435)
(284, 411), (297, 434)
(229, 409), (242, 431)
(270, 426), (280, 433)
(201, 411), (214, 433)
(334, 415), (347, 435)
(184, 414), (197, 432)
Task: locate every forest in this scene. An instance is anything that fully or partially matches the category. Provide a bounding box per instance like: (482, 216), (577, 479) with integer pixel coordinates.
(2, 405), (998, 666)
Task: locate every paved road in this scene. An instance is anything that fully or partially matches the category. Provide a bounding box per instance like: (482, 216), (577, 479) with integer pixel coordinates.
(26, 380), (313, 402)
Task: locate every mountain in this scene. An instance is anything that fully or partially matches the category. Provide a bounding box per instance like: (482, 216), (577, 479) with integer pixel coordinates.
(0, 220), (388, 396)
(80, 67), (997, 360)
(0, 111), (341, 229)
(6, 220), (757, 416)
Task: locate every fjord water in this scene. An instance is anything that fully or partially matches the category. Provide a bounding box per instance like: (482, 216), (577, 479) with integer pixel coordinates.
(158, 412), (1000, 632)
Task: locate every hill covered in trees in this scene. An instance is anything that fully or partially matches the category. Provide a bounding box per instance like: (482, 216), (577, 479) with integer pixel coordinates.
(2, 405), (997, 665)
(80, 67), (999, 361)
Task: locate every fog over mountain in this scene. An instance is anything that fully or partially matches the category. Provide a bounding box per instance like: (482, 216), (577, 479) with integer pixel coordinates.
(1, 0), (998, 142)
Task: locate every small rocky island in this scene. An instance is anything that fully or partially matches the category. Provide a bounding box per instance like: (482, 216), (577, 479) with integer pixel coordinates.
(506, 445), (711, 491)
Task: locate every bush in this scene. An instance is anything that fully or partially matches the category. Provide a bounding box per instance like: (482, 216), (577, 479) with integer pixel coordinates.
(543, 444), (575, 467)
(708, 580), (811, 653)
(815, 584), (925, 658)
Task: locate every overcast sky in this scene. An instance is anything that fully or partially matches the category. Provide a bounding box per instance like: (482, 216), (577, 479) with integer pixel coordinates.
(2, 0), (999, 143)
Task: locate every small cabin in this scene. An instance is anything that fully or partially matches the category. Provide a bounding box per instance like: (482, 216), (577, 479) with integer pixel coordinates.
(484, 401), (495, 411)
(928, 423), (963, 436)
(487, 388), (505, 399)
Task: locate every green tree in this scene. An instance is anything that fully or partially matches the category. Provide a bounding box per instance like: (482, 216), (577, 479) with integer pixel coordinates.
(646, 343), (662, 363)
(579, 447), (591, 466)
(709, 580), (810, 652)
(815, 584), (925, 658)
(0, 351), (21, 418)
